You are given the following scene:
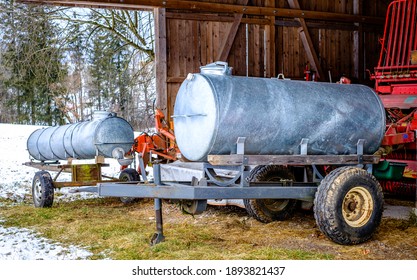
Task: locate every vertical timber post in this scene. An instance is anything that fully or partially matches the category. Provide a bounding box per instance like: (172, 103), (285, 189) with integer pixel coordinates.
(155, 8), (168, 118)
(150, 164), (165, 246)
(353, 0), (364, 82)
(265, 0), (276, 77)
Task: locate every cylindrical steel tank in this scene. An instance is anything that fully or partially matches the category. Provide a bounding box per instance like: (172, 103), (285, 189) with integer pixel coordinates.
(27, 111), (134, 161)
(173, 62), (386, 162)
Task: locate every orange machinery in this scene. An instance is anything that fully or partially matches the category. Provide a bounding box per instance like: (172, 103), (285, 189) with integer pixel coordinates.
(124, 109), (180, 173)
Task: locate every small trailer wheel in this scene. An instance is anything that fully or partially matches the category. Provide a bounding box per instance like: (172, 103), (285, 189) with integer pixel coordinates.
(119, 168), (141, 203)
(314, 166), (383, 245)
(32, 171), (54, 208)
(181, 200), (207, 215)
(244, 165), (298, 223)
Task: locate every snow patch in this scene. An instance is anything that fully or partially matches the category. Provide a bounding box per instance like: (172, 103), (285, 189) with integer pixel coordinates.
(0, 123), (124, 260)
(0, 224), (92, 260)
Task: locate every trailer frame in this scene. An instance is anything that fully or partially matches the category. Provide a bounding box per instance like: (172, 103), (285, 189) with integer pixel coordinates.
(98, 137), (381, 245)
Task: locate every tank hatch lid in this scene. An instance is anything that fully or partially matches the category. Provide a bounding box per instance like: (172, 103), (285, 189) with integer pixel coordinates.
(200, 61), (232, 75)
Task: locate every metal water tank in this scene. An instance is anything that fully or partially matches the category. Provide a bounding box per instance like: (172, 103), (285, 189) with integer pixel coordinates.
(27, 111), (134, 161)
(173, 62), (386, 162)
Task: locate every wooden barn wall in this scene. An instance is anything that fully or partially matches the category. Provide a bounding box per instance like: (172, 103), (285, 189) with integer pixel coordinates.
(160, 0), (389, 118)
(276, 0), (389, 82)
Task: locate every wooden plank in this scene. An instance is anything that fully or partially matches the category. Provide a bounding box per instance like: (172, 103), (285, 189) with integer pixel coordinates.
(192, 20), (200, 71)
(23, 162), (72, 173)
(353, 0), (364, 81)
(200, 21), (208, 65)
(168, 19), (180, 78)
(277, 0), (285, 75)
(167, 83), (181, 121)
(208, 154), (381, 166)
(178, 19), (186, 77)
(248, 24), (255, 76)
(283, 25), (289, 76)
(207, 21), (214, 62)
(288, 27), (295, 76)
(53, 180), (119, 189)
(155, 8), (168, 115)
(274, 19), (380, 32)
(212, 21), (220, 61)
(217, 0), (248, 62)
(166, 11), (271, 25)
(288, 0), (324, 80)
(265, 0), (276, 77)
(20, 0), (385, 25)
(228, 23), (246, 76)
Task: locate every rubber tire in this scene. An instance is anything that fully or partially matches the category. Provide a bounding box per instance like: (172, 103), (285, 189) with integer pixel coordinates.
(32, 171), (54, 208)
(314, 166), (384, 245)
(244, 165), (298, 223)
(119, 168), (141, 203)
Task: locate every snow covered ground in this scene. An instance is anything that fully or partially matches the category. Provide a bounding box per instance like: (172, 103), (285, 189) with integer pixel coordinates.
(0, 123), (122, 260)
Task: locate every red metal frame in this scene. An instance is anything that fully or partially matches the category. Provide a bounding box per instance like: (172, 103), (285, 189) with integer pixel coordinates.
(371, 0), (417, 196)
(372, 0), (417, 100)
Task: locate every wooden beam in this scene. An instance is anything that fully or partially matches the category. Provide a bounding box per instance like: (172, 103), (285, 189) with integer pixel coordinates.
(155, 8), (168, 116)
(275, 19), (381, 32)
(166, 12), (271, 25)
(19, 0), (384, 25)
(353, 0), (364, 81)
(167, 77), (186, 83)
(287, 0), (324, 80)
(265, 0), (276, 77)
(208, 154), (381, 166)
(217, 0), (248, 62)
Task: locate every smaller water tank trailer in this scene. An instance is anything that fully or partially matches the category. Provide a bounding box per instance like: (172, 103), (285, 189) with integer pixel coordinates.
(25, 111), (138, 208)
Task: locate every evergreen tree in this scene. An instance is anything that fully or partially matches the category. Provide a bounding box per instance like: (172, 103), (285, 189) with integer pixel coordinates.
(1, 2), (67, 125)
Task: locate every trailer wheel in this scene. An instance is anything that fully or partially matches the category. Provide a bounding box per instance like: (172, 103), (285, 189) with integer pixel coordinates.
(314, 166), (383, 245)
(244, 165), (297, 223)
(119, 168), (141, 203)
(181, 200), (207, 215)
(32, 171), (54, 208)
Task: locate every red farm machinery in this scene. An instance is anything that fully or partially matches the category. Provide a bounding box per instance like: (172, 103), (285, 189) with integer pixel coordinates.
(371, 0), (417, 197)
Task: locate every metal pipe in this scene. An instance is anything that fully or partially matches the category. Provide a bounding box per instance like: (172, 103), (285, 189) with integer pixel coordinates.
(150, 164), (165, 245)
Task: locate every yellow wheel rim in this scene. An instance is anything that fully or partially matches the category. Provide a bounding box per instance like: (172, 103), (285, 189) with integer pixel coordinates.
(342, 186), (374, 227)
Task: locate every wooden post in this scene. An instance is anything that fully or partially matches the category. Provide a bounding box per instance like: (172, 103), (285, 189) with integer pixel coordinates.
(353, 0), (364, 82)
(265, 0), (276, 77)
(155, 8), (168, 117)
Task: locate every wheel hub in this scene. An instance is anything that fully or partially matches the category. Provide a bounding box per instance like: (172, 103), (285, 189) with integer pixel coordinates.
(262, 199), (289, 211)
(342, 186), (374, 227)
(33, 179), (42, 203)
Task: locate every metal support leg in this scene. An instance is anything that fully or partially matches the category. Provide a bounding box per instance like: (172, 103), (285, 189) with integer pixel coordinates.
(150, 198), (165, 246)
(356, 139), (365, 164)
(300, 138), (309, 155)
(138, 154), (148, 182)
(150, 164), (165, 246)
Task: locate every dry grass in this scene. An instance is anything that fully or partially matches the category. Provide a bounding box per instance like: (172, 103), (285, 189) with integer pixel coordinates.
(0, 197), (416, 260)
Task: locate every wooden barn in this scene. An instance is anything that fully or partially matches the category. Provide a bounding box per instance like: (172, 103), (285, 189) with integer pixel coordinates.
(21, 0), (389, 119)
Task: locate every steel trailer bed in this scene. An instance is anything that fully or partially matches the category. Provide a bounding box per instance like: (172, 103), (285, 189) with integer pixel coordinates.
(98, 138), (381, 245)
